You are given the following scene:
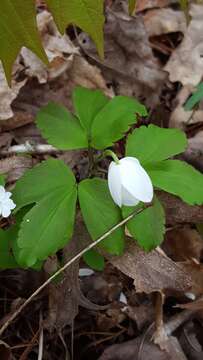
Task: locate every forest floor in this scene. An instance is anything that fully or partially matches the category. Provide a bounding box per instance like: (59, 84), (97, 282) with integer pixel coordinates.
(1, 0), (203, 359)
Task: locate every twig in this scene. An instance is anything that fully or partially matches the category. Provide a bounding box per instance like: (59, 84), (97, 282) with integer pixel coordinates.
(0, 206), (147, 336)
(38, 327), (44, 360)
(0, 143), (60, 155)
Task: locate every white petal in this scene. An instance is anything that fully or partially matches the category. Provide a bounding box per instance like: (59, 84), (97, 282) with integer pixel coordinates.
(0, 186), (6, 201)
(120, 157), (153, 203)
(3, 192), (12, 200)
(1, 205), (11, 218)
(108, 161), (122, 207)
(6, 199), (16, 210)
(121, 186), (139, 206)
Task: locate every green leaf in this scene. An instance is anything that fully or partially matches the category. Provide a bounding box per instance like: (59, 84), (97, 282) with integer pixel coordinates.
(126, 125), (187, 165)
(184, 83), (203, 111)
(46, 0), (105, 57)
(0, 175), (5, 186)
(83, 249), (105, 271)
(0, 0), (48, 83)
(122, 198), (165, 251)
(12, 159), (77, 266)
(129, 0), (136, 14)
(73, 86), (109, 135)
(146, 160), (203, 205)
(91, 96), (147, 150)
(78, 178), (125, 255)
(0, 228), (18, 268)
(36, 102), (88, 150)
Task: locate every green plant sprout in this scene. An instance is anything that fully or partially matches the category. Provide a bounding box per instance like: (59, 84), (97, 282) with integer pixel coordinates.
(1, 87), (203, 271)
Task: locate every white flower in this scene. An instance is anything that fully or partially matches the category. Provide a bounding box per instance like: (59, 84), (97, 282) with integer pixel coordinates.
(108, 156), (153, 207)
(0, 186), (16, 218)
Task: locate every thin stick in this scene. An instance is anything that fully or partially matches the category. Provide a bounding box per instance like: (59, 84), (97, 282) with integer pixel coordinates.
(0, 143), (59, 155)
(0, 207), (146, 336)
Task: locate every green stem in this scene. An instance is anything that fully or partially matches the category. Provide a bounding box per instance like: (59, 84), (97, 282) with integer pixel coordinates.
(103, 150), (120, 164)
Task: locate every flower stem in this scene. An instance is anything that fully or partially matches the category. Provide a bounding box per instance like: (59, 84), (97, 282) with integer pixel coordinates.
(88, 146), (94, 176)
(103, 150), (120, 164)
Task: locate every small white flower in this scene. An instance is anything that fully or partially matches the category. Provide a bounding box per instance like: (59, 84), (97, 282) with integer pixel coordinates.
(108, 156), (153, 207)
(0, 186), (16, 218)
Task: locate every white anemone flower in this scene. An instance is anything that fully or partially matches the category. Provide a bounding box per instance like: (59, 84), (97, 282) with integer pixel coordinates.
(0, 186), (16, 218)
(108, 156), (153, 207)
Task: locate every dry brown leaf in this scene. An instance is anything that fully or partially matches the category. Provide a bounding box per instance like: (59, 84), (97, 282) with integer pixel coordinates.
(136, 0), (178, 12)
(169, 85), (203, 130)
(157, 191), (203, 224)
(68, 55), (113, 94)
(183, 131), (203, 171)
(0, 133), (13, 149)
(0, 156), (35, 184)
(181, 261), (203, 297)
(144, 8), (186, 37)
(108, 240), (192, 294)
(169, 85), (194, 129)
(0, 63), (26, 121)
(98, 335), (187, 360)
(165, 4), (203, 86)
(163, 226), (203, 262)
(21, 11), (79, 84)
(78, 8), (166, 108)
(123, 302), (154, 330)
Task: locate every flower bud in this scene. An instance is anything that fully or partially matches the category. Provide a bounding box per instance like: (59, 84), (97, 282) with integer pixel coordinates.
(108, 157), (153, 207)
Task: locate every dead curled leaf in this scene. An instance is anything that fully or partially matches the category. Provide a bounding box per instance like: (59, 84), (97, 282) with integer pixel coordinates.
(165, 4), (203, 86)
(21, 11), (79, 84)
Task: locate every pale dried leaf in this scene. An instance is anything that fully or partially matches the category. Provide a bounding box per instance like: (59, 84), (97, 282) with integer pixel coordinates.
(144, 8), (186, 36)
(165, 4), (203, 86)
(0, 156), (35, 183)
(21, 11), (79, 83)
(0, 63), (26, 121)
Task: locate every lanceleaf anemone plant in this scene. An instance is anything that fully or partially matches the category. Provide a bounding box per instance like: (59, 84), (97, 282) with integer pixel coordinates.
(0, 86), (203, 271)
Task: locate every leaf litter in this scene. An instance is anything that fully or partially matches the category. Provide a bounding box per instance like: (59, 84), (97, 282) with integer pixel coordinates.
(1, 1), (203, 359)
